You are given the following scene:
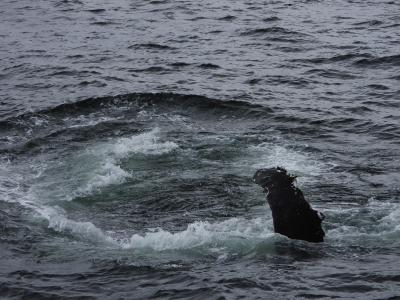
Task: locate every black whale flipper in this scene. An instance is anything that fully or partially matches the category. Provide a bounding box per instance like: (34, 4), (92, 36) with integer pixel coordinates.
(253, 167), (325, 243)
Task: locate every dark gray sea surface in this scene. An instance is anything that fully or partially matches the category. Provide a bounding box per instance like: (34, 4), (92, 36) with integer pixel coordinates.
(0, 0), (399, 299)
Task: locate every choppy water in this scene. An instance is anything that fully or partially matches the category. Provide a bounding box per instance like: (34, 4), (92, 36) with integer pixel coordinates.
(1, 0), (400, 299)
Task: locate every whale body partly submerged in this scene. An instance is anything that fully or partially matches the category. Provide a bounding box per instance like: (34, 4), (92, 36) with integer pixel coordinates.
(253, 167), (325, 243)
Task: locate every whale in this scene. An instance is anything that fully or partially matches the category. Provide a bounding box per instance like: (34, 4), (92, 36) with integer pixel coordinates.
(253, 167), (325, 243)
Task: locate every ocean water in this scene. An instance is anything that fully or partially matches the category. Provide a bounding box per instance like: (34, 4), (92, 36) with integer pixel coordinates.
(0, 0), (399, 299)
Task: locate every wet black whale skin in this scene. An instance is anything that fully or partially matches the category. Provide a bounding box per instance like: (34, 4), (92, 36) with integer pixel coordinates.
(254, 167), (325, 243)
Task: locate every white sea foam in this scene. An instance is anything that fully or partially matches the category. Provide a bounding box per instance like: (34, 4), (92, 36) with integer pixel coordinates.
(37, 206), (117, 245)
(0, 163), (118, 246)
(24, 202), (275, 251)
(98, 127), (179, 158)
(1, 130), (398, 252)
(73, 161), (130, 197)
(382, 205), (400, 231)
(0, 167), (119, 246)
(326, 198), (400, 244)
(3, 159), (276, 251)
(32, 195), (399, 251)
(29, 197), (277, 251)
(0, 128), (184, 249)
(71, 128), (178, 197)
(11, 210), (274, 252)
(28, 128), (179, 201)
(122, 217), (274, 251)
(4, 147), (399, 250)
(248, 143), (328, 183)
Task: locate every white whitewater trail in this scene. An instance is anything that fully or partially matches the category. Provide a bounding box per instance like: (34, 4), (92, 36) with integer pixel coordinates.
(72, 127), (178, 198)
(0, 128), (193, 249)
(37, 207), (275, 251)
(1, 129), (399, 252)
(122, 217), (274, 251)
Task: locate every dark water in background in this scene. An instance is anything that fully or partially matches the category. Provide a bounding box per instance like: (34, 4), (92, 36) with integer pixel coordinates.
(1, 0), (400, 299)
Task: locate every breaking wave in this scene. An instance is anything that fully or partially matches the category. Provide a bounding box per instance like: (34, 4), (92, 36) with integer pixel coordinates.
(36, 214), (275, 253)
(122, 217), (274, 251)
